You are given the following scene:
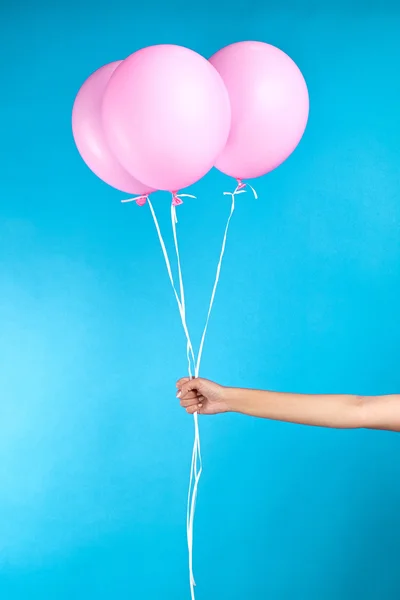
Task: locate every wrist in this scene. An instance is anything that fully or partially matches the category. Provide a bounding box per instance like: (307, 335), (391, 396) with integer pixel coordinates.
(222, 387), (242, 413)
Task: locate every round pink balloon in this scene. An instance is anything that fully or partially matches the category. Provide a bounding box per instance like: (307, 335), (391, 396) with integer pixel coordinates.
(209, 41), (309, 180)
(72, 62), (154, 196)
(102, 45), (231, 192)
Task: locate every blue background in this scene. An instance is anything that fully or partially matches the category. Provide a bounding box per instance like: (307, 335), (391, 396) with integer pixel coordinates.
(1, 1), (400, 598)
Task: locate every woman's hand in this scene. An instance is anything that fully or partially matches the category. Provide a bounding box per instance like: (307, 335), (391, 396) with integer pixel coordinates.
(176, 377), (229, 415)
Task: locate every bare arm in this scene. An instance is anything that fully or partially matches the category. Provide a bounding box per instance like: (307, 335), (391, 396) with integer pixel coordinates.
(176, 378), (400, 432)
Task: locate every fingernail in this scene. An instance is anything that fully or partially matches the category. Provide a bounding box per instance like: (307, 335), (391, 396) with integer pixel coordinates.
(198, 403), (203, 408)
(176, 391), (181, 398)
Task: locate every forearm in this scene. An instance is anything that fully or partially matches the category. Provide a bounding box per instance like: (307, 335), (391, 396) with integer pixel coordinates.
(225, 387), (365, 428)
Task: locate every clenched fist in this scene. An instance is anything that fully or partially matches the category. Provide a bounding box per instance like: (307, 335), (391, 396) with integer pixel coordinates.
(176, 377), (230, 415)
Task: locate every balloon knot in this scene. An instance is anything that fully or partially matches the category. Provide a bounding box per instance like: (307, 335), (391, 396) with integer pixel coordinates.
(223, 179), (258, 200)
(121, 194), (149, 206)
(135, 195), (148, 207)
(172, 192), (184, 207)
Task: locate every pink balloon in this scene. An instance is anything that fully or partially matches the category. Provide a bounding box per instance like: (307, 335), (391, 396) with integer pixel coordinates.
(72, 62), (154, 196)
(209, 41), (309, 180)
(102, 45), (231, 192)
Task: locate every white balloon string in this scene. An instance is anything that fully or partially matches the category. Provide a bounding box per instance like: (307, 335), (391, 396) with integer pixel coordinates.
(147, 199), (195, 375)
(147, 187), (245, 599)
(184, 184), (243, 598)
(195, 192), (235, 377)
(170, 203), (202, 594)
(171, 203), (193, 377)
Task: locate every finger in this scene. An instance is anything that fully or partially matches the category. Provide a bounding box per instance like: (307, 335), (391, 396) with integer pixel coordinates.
(179, 391), (198, 401)
(180, 397), (200, 408)
(176, 377), (190, 389)
(179, 377), (204, 397)
(186, 403), (203, 415)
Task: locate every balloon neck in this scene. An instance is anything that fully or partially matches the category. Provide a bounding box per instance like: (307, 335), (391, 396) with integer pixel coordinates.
(236, 179), (246, 190)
